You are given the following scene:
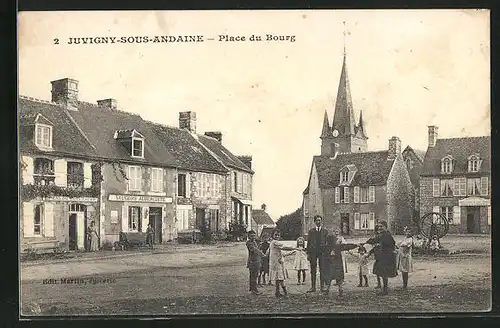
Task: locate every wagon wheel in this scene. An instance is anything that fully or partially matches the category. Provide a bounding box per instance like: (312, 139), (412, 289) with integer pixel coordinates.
(419, 212), (449, 239)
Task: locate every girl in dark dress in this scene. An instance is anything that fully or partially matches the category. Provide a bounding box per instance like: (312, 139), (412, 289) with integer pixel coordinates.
(258, 234), (270, 285)
(322, 234), (358, 296)
(366, 226), (382, 288)
(363, 220), (398, 296)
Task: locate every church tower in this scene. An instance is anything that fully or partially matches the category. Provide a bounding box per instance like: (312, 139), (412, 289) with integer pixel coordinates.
(320, 38), (368, 156)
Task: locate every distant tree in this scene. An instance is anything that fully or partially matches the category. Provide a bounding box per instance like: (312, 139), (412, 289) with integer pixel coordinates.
(276, 207), (302, 240)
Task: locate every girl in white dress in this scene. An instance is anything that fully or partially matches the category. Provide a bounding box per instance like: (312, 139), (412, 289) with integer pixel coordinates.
(267, 229), (297, 297)
(396, 227), (414, 289)
(286, 237), (309, 285)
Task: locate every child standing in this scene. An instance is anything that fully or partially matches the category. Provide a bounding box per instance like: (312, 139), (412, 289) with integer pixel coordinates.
(286, 237), (308, 285)
(267, 229), (296, 298)
(429, 235), (440, 255)
(258, 234), (270, 285)
(349, 245), (369, 287)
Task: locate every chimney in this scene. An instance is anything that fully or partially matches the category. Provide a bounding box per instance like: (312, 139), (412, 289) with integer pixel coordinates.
(51, 78), (79, 108)
(261, 204), (266, 211)
(179, 111), (197, 134)
(388, 136), (402, 160)
(428, 125), (439, 148)
(97, 98), (117, 110)
(237, 155), (252, 170)
(204, 131), (222, 143)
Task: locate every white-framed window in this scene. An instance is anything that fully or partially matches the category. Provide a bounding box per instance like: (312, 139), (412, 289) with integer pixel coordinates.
(360, 187), (369, 203)
(35, 124), (52, 148)
(467, 178), (481, 196)
(453, 178), (467, 197)
(468, 155), (481, 172)
(354, 212), (375, 230)
(480, 177), (489, 196)
(440, 206), (453, 223)
(353, 186), (360, 203)
(360, 213), (370, 230)
(128, 166), (142, 191)
(440, 179), (454, 197)
(128, 206), (141, 232)
(23, 202), (54, 237)
(432, 179), (440, 197)
(131, 137), (144, 158)
(340, 170), (349, 184)
(176, 208), (191, 231)
(150, 168), (163, 192)
(368, 186), (375, 203)
(341, 187), (349, 203)
(33, 157), (55, 185)
(441, 157), (453, 174)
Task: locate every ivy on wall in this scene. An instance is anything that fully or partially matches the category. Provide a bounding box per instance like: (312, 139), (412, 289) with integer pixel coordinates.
(21, 184), (100, 201)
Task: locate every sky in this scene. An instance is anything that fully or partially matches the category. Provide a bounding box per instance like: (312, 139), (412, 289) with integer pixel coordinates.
(18, 10), (490, 220)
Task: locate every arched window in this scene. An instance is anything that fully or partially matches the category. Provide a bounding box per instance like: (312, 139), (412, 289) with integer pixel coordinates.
(468, 155), (481, 172)
(33, 158), (55, 185)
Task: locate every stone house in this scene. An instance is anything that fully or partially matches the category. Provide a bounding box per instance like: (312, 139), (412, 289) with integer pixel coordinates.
(251, 204), (276, 237)
(419, 126), (491, 234)
(19, 95), (100, 252)
(302, 50), (413, 236)
(402, 146), (426, 220)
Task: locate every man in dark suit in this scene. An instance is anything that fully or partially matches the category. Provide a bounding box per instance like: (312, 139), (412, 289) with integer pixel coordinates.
(246, 230), (266, 295)
(306, 215), (329, 292)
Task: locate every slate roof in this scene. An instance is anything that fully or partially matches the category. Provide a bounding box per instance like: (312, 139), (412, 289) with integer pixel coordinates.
(421, 136), (491, 176)
(197, 134), (253, 173)
(252, 209), (275, 225)
(310, 151), (395, 189)
(147, 122), (228, 173)
(66, 101), (178, 167)
(19, 97), (97, 158)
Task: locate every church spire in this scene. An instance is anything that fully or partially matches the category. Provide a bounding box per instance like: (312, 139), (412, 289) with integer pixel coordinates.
(357, 110), (368, 139)
(332, 25), (356, 136)
(320, 110), (332, 138)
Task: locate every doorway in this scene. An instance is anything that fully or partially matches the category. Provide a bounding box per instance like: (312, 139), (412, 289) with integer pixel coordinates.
(68, 204), (86, 251)
(69, 214), (77, 250)
(340, 213), (350, 236)
(196, 208), (206, 230)
(466, 207), (481, 233)
(149, 207), (162, 244)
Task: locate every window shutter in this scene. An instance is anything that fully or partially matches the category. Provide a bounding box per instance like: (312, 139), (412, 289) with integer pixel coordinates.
(432, 179), (440, 197)
(369, 213), (375, 230)
(344, 187), (350, 203)
(23, 202), (34, 237)
(354, 186), (360, 203)
(54, 159), (67, 187)
(83, 163), (92, 188)
(138, 168), (143, 191)
(453, 206), (461, 225)
(453, 178), (460, 197)
(22, 156), (34, 185)
(76, 212), (85, 249)
(480, 177), (488, 196)
(369, 186), (375, 203)
(158, 169), (164, 192)
(335, 187), (340, 203)
(44, 203), (54, 237)
(487, 206), (491, 226)
(354, 213), (360, 230)
(121, 205), (129, 232)
(141, 207), (149, 232)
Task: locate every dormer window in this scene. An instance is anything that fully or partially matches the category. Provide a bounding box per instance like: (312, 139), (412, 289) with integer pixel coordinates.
(441, 156), (453, 174)
(468, 154), (481, 172)
(132, 137), (144, 158)
(340, 171), (349, 184)
(35, 124), (52, 149)
(114, 129), (145, 159)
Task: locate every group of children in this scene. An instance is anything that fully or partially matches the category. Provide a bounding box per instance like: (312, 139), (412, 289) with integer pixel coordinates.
(248, 225), (419, 298)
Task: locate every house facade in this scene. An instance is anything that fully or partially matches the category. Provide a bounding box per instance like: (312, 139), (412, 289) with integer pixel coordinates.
(251, 204), (276, 237)
(302, 50), (413, 236)
(419, 126), (491, 234)
(402, 146), (426, 220)
(19, 97), (100, 252)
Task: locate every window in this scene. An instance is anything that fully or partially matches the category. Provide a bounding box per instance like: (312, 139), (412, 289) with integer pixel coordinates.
(334, 187), (340, 203)
(440, 206), (453, 223)
(132, 138), (144, 158)
(208, 209), (220, 231)
(360, 187), (369, 203)
(150, 168), (163, 192)
(440, 179), (454, 197)
(368, 186), (375, 203)
(128, 206), (141, 232)
(176, 208), (191, 231)
(441, 157), (453, 174)
(340, 170), (349, 184)
(360, 213), (370, 230)
(453, 178), (467, 196)
(33, 158), (55, 185)
(406, 158), (412, 170)
(34, 205), (42, 235)
(128, 166), (142, 191)
(480, 177), (489, 196)
(67, 162), (84, 189)
(468, 155), (480, 172)
(178, 174), (186, 197)
(354, 212), (375, 230)
(432, 179), (440, 197)
(337, 187), (349, 203)
(233, 172), (238, 192)
(467, 178), (481, 196)
(35, 124), (52, 148)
